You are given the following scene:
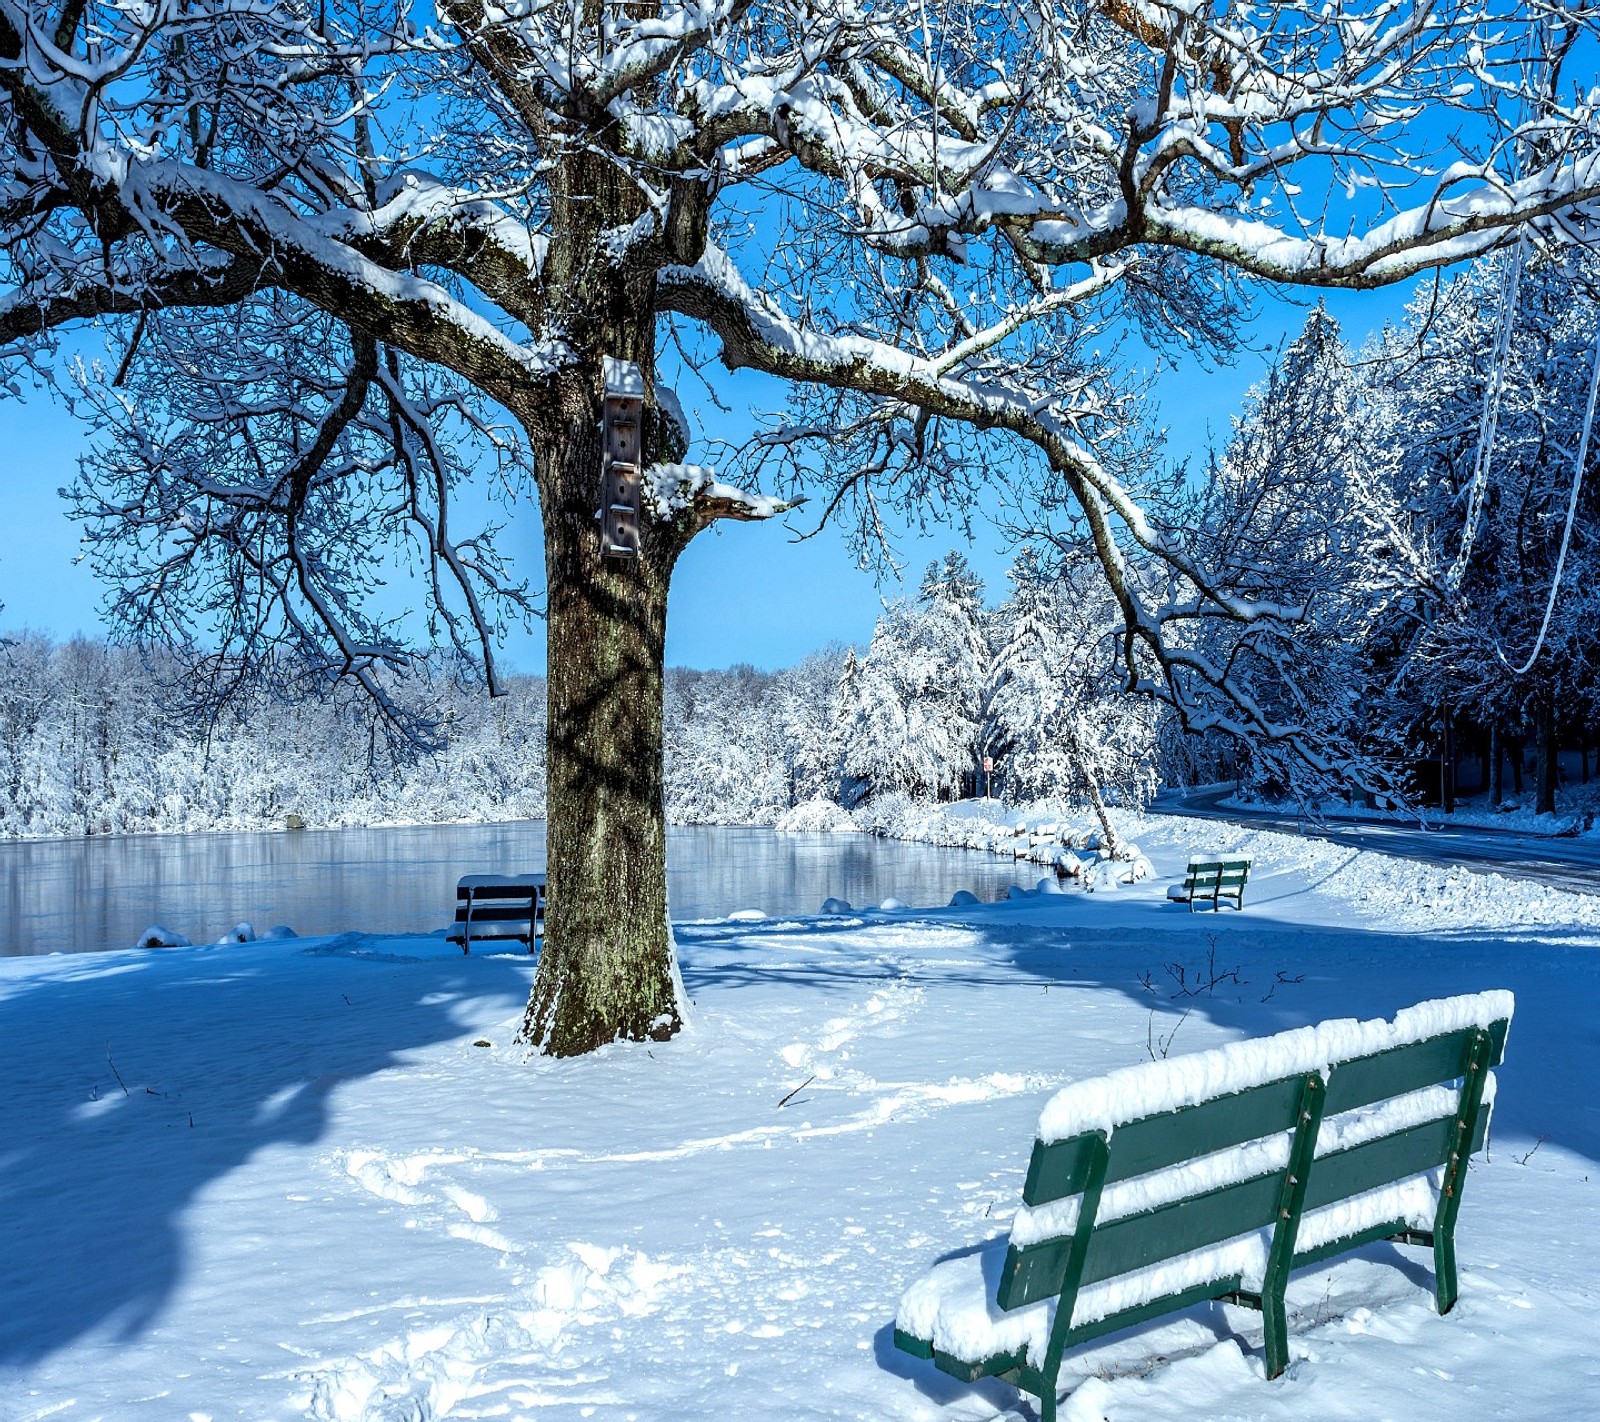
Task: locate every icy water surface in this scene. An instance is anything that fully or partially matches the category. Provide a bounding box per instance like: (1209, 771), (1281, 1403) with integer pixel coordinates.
(0, 822), (1044, 956)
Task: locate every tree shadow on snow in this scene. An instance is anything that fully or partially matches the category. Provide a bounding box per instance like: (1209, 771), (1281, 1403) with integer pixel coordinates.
(677, 904), (1600, 1167)
(0, 936), (533, 1366)
(955, 908), (1600, 1167)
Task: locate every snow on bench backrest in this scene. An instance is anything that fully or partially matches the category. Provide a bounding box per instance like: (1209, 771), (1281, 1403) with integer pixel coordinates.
(997, 991), (1513, 1318)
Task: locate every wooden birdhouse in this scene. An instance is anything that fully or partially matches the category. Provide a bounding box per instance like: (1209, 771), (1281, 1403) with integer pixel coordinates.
(601, 358), (644, 561)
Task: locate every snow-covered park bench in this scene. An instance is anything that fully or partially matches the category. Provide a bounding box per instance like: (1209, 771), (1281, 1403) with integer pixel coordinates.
(1167, 857), (1251, 910)
(892, 992), (1512, 1421)
(445, 874), (546, 952)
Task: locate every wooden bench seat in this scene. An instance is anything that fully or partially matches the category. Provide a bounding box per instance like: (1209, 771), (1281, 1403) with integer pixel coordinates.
(892, 991), (1512, 1420)
(1168, 858), (1250, 910)
(445, 873), (546, 952)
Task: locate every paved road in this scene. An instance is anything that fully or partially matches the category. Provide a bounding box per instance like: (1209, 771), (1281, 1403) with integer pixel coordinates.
(1154, 786), (1600, 896)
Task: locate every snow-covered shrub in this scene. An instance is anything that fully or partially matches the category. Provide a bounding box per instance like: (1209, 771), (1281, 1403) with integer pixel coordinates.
(774, 799), (860, 833)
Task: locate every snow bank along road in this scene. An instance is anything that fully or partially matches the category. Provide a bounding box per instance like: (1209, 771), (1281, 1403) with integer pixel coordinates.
(1158, 784), (1600, 895)
(1, 815), (1596, 1421)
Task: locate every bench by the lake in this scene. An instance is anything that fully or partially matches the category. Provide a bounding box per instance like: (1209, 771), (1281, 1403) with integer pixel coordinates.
(446, 874), (546, 952)
(893, 991), (1512, 1420)
(1167, 857), (1250, 910)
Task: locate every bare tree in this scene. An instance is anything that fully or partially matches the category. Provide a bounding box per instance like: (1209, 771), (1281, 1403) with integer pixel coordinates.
(5, 0), (1600, 1054)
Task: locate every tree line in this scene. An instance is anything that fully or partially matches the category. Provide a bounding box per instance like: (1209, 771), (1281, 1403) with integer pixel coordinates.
(1, 547), (1162, 839)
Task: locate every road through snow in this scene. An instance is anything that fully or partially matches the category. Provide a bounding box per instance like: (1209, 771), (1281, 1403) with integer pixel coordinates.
(1157, 786), (1600, 896)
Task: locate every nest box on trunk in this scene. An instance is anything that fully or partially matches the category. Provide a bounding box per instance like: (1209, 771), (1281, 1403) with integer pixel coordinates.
(601, 358), (645, 561)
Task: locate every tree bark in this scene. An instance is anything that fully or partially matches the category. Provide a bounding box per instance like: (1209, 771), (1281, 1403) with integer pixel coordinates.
(1065, 717), (1121, 859)
(517, 379), (686, 1056)
(1489, 723), (1503, 806)
(1535, 698), (1558, 817)
(1441, 704), (1455, 815)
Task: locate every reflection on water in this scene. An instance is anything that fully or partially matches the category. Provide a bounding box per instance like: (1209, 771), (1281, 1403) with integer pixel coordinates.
(0, 821), (1045, 957)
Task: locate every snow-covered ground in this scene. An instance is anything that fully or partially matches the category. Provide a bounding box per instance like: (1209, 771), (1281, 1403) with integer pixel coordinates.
(3, 816), (1598, 1422)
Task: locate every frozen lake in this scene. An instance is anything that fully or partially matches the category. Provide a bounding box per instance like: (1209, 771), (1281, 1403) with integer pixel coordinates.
(0, 821), (1045, 957)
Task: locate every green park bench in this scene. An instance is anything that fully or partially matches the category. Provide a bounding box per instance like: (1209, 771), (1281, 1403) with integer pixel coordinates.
(1168, 857), (1251, 910)
(892, 992), (1513, 1421)
(446, 873), (546, 952)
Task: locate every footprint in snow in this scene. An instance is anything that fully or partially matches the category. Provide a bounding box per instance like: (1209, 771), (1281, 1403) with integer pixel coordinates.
(298, 1244), (682, 1422)
(341, 1151), (516, 1253)
(778, 980), (924, 1076)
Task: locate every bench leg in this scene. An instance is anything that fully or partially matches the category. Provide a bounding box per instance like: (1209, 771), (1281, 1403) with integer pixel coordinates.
(1262, 1290), (1291, 1379)
(1219, 1287), (1292, 1379)
(1433, 1220), (1459, 1314)
(1431, 1026), (1491, 1314)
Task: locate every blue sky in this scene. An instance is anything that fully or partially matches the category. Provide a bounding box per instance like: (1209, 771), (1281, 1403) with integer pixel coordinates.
(0, 281), (1415, 673)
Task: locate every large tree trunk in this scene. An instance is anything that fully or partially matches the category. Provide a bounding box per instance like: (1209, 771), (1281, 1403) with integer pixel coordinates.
(508, 118), (710, 1055)
(516, 374), (686, 1056)
(1489, 723), (1503, 806)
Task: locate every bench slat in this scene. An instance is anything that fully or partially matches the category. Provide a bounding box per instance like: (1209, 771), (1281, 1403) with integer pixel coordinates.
(1024, 1074), (1305, 1205)
(1057, 1273), (1248, 1352)
(1004, 1170), (1280, 1308)
(1321, 1021), (1508, 1115)
(453, 906), (537, 922)
(1083, 1169), (1281, 1289)
(932, 1341), (1027, 1383)
(1303, 1110), (1489, 1213)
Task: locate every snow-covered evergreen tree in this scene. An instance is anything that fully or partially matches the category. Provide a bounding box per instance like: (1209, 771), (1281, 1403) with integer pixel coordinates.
(1184, 306), (1421, 801)
(1367, 251), (1600, 811)
(989, 549), (1160, 851)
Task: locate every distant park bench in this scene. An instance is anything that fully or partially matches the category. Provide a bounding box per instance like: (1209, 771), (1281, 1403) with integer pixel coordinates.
(446, 873), (546, 952)
(892, 991), (1512, 1422)
(1167, 857), (1250, 910)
